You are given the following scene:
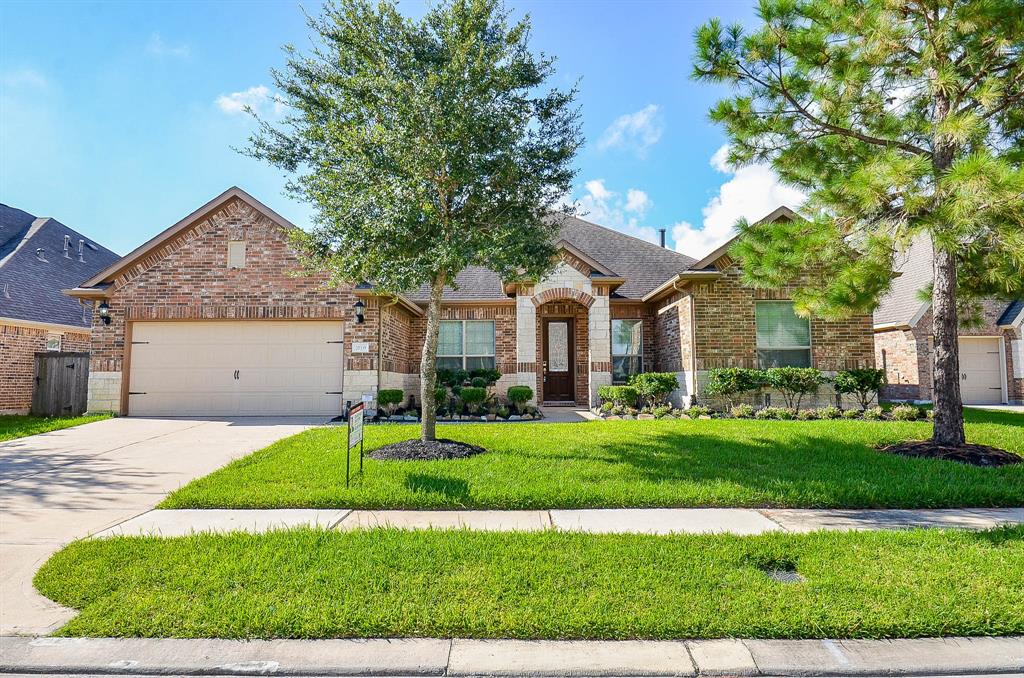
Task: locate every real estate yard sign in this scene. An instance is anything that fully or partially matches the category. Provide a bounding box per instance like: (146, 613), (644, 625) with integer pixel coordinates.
(346, 403), (364, 487)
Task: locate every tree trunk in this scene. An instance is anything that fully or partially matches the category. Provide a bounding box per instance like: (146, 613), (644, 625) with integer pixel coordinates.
(419, 272), (447, 442)
(931, 245), (966, 446)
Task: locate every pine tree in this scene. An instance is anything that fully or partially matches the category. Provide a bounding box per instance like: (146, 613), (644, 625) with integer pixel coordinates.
(694, 0), (1024, 446)
(245, 0), (581, 442)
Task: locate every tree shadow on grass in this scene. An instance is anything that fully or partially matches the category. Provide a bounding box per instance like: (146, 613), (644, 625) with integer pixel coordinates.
(404, 473), (471, 502)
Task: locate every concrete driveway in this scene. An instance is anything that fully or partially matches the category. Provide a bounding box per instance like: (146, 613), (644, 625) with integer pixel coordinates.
(0, 416), (323, 635)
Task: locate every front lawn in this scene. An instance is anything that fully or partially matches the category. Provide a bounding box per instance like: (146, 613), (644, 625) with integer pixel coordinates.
(0, 413), (112, 442)
(35, 526), (1024, 639)
(161, 408), (1024, 509)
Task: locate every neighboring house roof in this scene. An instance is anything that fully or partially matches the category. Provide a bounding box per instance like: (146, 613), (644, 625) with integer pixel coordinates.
(0, 204), (120, 329)
(873, 233), (933, 327)
(997, 300), (1024, 327)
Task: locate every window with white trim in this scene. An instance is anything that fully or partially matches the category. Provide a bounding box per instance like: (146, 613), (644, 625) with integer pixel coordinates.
(611, 319), (643, 384)
(45, 333), (62, 351)
(437, 320), (495, 371)
(756, 301), (811, 367)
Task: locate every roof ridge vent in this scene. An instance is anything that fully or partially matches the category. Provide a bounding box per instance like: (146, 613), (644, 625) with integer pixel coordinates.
(35, 248), (48, 262)
(64, 235), (72, 258)
(78, 239), (85, 262)
(2, 283), (9, 299)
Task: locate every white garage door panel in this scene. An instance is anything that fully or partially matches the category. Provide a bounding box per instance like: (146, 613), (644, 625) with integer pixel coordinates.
(129, 321), (344, 416)
(958, 337), (1003, 405)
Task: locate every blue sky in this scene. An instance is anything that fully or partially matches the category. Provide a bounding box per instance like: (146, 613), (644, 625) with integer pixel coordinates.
(1, 0), (803, 258)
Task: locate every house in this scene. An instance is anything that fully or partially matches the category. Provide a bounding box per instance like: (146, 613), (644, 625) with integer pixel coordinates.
(66, 188), (875, 416)
(874, 235), (1023, 405)
(1, 204), (120, 414)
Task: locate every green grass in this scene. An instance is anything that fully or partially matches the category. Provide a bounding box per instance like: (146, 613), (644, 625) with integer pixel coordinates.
(161, 408), (1024, 509)
(35, 526), (1024, 639)
(0, 413), (112, 442)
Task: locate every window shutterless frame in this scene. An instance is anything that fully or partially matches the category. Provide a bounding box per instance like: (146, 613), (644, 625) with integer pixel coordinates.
(754, 301), (812, 368)
(437, 320), (496, 370)
(611, 318), (643, 384)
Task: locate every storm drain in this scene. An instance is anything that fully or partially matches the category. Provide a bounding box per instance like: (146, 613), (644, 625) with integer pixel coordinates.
(764, 568), (806, 584)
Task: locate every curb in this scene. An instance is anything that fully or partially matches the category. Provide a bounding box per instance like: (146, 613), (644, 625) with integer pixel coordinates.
(2, 636), (1023, 676)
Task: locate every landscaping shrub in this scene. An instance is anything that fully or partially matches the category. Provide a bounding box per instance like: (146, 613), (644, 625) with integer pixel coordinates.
(377, 389), (404, 415)
(891, 404), (923, 421)
(704, 368), (766, 409)
(731, 403), (756, 418)
(686, 405), (712, 419)
(460, 387), (487, 414)
(434, 387), (450, 415)
(470, 368), (502, 386)
(757, 407), (796, 420)
(471, 377), (488, 388)
(817, 406), (842, 420)
(796, 408), (818, 420)
(765, 367), (825, 411)
(628, 373), (679, 408)
(863, 406), (885, 420)
(506, 386), (533, 414)
(652, 404), (673, 418)
(841, 408), (862, 419)
(598, 385), (639, 408)
(833, 368), (886, 411)
(437, 368), (470, 388)
(496, 405), (510, 419)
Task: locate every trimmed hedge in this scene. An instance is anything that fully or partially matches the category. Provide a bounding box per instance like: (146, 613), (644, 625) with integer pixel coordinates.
(597, 385), (639, 407)
(377, 389), (404, 413)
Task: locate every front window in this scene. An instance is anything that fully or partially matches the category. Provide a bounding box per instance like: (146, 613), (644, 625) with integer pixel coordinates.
(45, 333), (62, 351)
(611, 319), (643, 384)
(437, 320), (495, 371)
(756, 301), (811, 367)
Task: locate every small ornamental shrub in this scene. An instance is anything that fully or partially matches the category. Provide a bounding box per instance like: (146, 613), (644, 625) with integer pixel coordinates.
(470, 368), (502, 386)
(377, 389), (404, 415)
(611, 405), (625, 415)
(754, 407), (776, 420)
(841, 408), (861, 419)
(687, 405), (712, 419)
(862, 406), (885, 420)
(765, 367), (825, 411)
(471, 376), (488, 388)
(460, 387), (487, 414)
(496, 405), (510, 419)
(817, 406), (842, 420)
(506, 385), (534, 413)
(756, 407), (796, 420)
(731, 403), (756, 418)
(926, 408), (935, 421)
(653, 404), (673, 418)
(833, 368), (886, 411)
(796, 408), (818, 420)
(600, 401), (613, 413)
(627, 372), (679, 407)
(704, 368), (766, 409)
(598, 385), (639, 408)
(890, 404), (923, 421)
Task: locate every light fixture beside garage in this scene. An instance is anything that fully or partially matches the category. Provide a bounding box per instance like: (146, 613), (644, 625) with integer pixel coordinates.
(354, 299), (366, 324)
(97, 301), (112, 325)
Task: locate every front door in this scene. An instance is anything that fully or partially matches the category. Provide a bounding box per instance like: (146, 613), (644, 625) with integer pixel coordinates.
(543, 317), (574, 402)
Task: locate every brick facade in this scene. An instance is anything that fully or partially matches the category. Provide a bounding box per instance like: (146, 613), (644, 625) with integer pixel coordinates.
(876, 300), (1023, 404)
(1, 322), (90, 414)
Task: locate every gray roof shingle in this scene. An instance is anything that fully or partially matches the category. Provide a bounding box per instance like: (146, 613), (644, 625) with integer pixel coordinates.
(407, 215), (695, 302)
(873, 233), (933, 326)
(0, 204), (120, 328)
(998, 300), (1024, 326)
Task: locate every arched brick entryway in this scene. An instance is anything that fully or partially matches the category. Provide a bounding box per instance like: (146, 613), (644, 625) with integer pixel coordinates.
(535, 299), (590, 405)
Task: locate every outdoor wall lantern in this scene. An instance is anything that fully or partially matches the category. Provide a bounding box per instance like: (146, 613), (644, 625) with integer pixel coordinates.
(97, 301), (112, 325)
(354, 299), (365, 324)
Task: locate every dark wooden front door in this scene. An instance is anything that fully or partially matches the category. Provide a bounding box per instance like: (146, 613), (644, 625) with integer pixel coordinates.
(543, 317), (574, 402)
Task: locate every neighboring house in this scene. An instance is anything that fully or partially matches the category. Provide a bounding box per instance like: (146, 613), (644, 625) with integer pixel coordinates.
(66, 188), (874, 416)
(0, 204), (120, 414)
(873, 235), (1023, 405)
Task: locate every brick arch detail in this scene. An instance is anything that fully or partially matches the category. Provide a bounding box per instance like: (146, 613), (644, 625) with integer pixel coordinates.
(531, 287), (595, 308)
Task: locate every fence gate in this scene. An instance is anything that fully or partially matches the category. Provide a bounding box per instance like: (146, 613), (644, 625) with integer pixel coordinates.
(32, 352), (90, 417)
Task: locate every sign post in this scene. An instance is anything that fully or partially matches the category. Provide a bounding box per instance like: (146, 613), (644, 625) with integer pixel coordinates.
(346, 402), (365, 488)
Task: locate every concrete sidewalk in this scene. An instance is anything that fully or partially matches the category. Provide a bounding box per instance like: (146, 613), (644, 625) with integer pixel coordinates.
(95, 506), (1024, 538)
(2, 635), (1022, 676)
(0, 416), (323, 636)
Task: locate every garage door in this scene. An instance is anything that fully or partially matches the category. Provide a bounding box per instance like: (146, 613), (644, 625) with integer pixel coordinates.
(958, 337), (1003, 405)
(128, 321), (345, 416)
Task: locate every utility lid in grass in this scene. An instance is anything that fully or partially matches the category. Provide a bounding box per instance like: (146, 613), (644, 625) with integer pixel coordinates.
(369, 439), (487, 461)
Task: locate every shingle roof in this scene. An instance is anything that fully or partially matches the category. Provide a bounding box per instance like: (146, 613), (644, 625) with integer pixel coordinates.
(0, 204), (120, 328)
(406, 215), (696, 302)
(998, 300), (1024, 326)
(873, 233), (933, 326)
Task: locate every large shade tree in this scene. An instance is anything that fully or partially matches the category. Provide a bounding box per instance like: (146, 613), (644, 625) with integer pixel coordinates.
(246, 0), (582, 441)
(694, 0), (1024, 447)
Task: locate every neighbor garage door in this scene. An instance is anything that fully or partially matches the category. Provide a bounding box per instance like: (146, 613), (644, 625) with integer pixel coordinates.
(958, 337), (1003, 405)
(128, 321), (344, 416)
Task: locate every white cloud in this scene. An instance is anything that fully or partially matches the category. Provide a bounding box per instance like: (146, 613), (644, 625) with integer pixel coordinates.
(671, 144), (806, 258)
(572, 180), (658, 244)
(596, 104), (663, 157)
(215, 85), (285, 116)
(146, 33), (191, 59)
(1, 68), (49, 89)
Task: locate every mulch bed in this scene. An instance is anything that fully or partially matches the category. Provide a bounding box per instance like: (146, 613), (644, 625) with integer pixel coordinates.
(369, 438), (487, 461)
(879, 440), (1021, 467)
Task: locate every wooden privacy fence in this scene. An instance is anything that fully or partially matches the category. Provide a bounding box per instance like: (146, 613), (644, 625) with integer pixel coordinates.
(32, 352), (90, 417)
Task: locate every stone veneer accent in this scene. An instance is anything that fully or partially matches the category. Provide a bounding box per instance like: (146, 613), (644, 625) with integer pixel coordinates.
(1, 323), (90, 414)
